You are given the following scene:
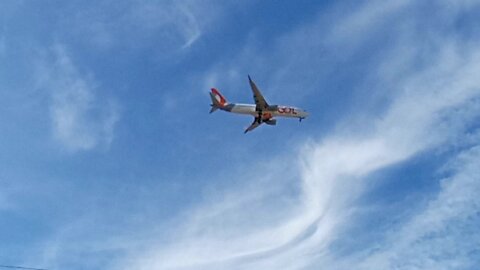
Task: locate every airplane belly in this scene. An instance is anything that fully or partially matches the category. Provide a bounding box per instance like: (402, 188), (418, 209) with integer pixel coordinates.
(231, 104), (257, 115)
(271, 106), (306, 118)
(272, 111), (297, 118)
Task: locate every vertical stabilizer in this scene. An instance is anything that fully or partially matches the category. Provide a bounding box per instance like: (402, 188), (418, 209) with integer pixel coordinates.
(209, 88), (228, 113)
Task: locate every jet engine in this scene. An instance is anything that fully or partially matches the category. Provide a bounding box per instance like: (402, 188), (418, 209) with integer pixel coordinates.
(264, 118), (277, 125)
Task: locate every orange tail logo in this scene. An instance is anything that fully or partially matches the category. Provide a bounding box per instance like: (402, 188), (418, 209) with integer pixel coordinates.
(211, 88), (227, 106)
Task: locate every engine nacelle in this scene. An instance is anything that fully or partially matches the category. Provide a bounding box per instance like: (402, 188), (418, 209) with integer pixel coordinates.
(264, 118), (277, 126)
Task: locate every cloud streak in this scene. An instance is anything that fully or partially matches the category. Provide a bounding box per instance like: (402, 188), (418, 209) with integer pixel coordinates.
(60, 1), (221, 52)
(117, 1), (480, 270)
(35, 44), (119, 152)
(24, 1), (480, 269)
(348, 146), (480, 270)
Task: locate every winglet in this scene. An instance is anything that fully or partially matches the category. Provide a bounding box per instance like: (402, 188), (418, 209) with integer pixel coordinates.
(244, 117), (261, 133)
(248, 75), (254, 84)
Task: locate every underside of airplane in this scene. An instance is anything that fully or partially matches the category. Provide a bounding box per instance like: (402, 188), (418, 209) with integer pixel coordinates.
(209, 76), (308, 133)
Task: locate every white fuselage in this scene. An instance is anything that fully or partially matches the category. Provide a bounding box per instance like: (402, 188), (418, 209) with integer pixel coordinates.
(228, 103), (309, 119)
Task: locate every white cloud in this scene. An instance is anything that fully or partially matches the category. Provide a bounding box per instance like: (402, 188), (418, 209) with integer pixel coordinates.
(36, 44), (119, 152)
(63, 1), (221, 51)
(126, 1), (202, 49)
(27, 1), (480, 269)
(116, 1), (480, 270)
(118, 52), (480, 270)
(328, 0), (412, 46)
(337, 146), (480, 270)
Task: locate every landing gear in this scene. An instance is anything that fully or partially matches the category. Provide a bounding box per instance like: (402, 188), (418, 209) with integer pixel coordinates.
(257, 110), (263, 124)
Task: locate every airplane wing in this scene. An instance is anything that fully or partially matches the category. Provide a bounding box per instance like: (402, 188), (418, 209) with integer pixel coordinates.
(244, 117), (263, 133)
(248, 75), (269, 111)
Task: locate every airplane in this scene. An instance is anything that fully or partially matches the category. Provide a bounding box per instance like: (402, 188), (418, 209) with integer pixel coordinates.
(209, 75), (309, 133)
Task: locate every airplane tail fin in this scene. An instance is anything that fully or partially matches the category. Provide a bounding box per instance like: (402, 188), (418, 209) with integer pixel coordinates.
(209, 88), (228, 113)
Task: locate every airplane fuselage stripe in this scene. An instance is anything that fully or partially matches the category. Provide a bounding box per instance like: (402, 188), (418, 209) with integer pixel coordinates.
(221, 103), (308, 118)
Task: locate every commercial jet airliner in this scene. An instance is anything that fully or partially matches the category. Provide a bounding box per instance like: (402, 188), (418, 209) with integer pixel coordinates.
(209, 76), (309, 133)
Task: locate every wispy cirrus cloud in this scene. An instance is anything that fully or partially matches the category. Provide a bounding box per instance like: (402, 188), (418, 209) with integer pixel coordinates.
(345, 145), (480, 270)
(60, 1), (222, 52)
(25, 1), (480, 269)
(116, 1), (480, 270)
(128, 1), (203, 49)
(35, 44), (119, 152)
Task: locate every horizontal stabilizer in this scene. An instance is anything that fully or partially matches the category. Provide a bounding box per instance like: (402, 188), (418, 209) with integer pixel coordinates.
(209, 105), (218, 114)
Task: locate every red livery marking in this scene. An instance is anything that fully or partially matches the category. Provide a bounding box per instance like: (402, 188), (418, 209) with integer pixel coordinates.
(278, 107), (297, 114)
(211, 88), (227, 106)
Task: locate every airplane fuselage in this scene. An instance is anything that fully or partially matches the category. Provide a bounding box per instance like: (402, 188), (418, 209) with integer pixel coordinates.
(209, 76), (309, 133)
(222, 103), (308, 119)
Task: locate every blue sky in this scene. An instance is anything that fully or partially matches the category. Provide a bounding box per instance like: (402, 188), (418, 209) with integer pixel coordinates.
(1, 1), (480, 269)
